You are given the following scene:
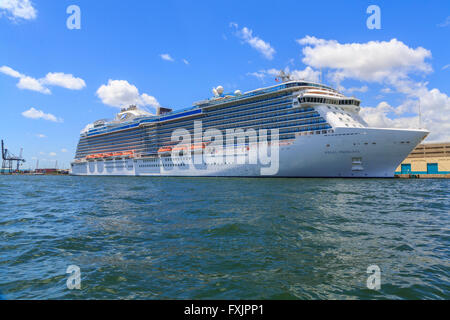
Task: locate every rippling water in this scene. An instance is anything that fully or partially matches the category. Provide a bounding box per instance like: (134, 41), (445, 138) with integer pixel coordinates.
(0, 176), (448, 299)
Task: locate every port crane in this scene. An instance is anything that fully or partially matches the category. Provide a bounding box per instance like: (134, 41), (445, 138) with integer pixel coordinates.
(1, 140), (26, 173)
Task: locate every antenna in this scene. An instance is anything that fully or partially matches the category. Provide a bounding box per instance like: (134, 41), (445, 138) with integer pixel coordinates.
(278, 70), (292, 82)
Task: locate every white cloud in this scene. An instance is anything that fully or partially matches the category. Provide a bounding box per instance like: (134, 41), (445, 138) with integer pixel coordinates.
(17, 76), (50, 94)
(361, 85), (450, 142)
(295, 36), (449, 141)
(231, 23), (275, 60)
(49, 152), (57, 157)
(297, 37), (432, 83)
(36, 134), (46, 138)
(341, 85), (368, 94)
(0, 65), (23, 78)
(363, 83), (450, 142)
(22, 107), (63, 122)
(140, 93), (160, 108)
(160, 54), (174, 62)
(183, 59), (189, 65)
(405, 85), (450, 142)
(290, 67), (321, 82)
(41, 72), (86, 90)
(437, 16), (450, 27)
(96, 79), (161, 109)
(0, 0), (37, 20)
(443, 64), (450, 70)
(61, 148), (68, 153)
(0, 65), (86, 94)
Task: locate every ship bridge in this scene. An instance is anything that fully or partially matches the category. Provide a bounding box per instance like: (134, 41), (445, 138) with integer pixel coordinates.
(296, 88), (361, 114)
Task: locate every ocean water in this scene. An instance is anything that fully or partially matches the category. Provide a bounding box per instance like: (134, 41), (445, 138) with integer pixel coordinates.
(0, 175), (448, 300)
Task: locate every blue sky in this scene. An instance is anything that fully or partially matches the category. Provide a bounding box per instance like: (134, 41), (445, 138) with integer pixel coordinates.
(0, 0), (449, 169)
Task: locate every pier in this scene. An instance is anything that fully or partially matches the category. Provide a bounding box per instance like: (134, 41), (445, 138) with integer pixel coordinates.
(395, 142), (450, 178)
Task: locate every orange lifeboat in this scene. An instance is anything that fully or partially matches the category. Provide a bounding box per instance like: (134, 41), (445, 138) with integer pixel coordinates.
(158, 146), (173, 153)
(191, 143), (206, 154)
(191, 143), (206, 150)
(122, 151), (135, 158)
(172, 145), (188, 152)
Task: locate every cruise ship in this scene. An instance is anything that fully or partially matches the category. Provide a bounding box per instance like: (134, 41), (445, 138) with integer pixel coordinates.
(71, 73), (429, 177)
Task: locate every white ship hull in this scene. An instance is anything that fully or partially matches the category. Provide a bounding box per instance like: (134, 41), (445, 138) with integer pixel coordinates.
(71, 127), (428, 178)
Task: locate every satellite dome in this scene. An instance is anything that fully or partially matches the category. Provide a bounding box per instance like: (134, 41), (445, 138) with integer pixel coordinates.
(216, 86), (224, 95)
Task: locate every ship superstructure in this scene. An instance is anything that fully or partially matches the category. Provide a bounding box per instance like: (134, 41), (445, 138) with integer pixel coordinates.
(71, 76), (428, 177)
